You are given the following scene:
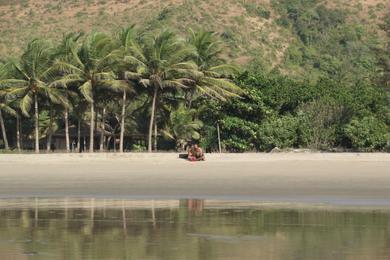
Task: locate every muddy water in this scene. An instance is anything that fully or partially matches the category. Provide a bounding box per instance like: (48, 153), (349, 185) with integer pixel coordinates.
(0, 199), (389, 259)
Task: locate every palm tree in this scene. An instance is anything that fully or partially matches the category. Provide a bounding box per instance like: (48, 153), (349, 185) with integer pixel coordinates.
(44, 83), (71, 153)
(188, 30), (242, 103)
(0, 40), (64, 153)
(113, 84), (136, 153)
(6, 97), (24, 152)
(52, 32), (122, 152)
(0, 93), (16, 150)
(45, 103), (55, 152)
(124, 29), (198, 152)
(51, 33), (83, 152)
(116, 26), (139, 153)
(0, 64), (14, 150)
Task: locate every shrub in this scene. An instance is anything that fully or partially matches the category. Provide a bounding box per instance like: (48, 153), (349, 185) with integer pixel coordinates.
(343, 116), (390, 151)
(257, 115), (300, 151)
(220, 116), (257, 152)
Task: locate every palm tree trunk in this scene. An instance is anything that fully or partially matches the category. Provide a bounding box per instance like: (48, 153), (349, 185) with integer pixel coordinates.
(46, 105), (54, 152)
(16, 115), (21, 152)
(119, 90), (126, 153)
(19, 115), (23, 150)
(99, 108), (106, 152)
(217, 122), (222, 153)
(148, 87), (158, 153)
(113, 133), (117, 152)
(107, 136), (112, 150)
(64, 107), (70, 153)
(77, 118), (81, 152)
(89, 102), (94, 153)
(153, 118), (157, 151)
(34, 93), (40, 153)
(0, 110), (9, 150)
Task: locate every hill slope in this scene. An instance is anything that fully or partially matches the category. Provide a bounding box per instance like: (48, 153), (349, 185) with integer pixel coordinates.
(0, 0), (388, 73)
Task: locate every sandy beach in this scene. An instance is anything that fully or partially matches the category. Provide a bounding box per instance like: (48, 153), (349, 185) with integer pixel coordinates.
(0, 153), (389, 206)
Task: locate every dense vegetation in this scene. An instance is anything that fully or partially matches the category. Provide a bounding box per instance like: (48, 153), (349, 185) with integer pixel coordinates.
(196, 1), (390, 152)
(0, 0), (389, 153)
(0, 28), (243, 153)
(200, 73), (389, 152)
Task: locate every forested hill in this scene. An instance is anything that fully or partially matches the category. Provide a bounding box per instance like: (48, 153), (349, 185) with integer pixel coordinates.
(0, 0), (388, 80)
(0, 0), (389, 153)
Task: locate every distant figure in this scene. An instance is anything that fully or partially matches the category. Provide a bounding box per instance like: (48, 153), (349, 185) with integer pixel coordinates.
(188, 144), (205, 161)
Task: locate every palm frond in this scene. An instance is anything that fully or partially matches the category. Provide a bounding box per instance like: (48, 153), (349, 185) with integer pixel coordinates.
(139, 79), (151, 87)
(49, 74), (83, 88)
(20, 93), (33, 117)
(94, 72), (115, 81)
(123, 55), (146, 67)
(5, 86), (29, 101)
(0, 79), (28, 88)
(0, 104), (17, 117)
(51, 61), (84, 75)
(124, 71), (142, 81)
(79, 80), (93, 103)
(99, 80), (130, 92)
(207, 64), (240, 76)
(162, 79), (192, 90)
(43, 86), (69, 107)
(196, 84), (226, 101)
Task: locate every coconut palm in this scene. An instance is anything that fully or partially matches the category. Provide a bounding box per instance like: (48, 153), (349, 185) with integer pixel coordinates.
(0, 64), (15, 150)
(44, 85), (71, 152)
(0, 92), (16, 150)
(124, 29), (199, 152)
(3, 94), (24, 152)
(0, 40), (66, 153)
(71, 96), (86, 152)
(50, 33), (83, 152)
(188, 30), (242, 103)
(116, 26), (140, 153)
(51, 32), (123, 152)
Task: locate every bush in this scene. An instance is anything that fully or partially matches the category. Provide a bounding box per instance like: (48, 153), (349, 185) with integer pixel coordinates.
(343, 116), (390, 151)
(257, 115), (300, 151)
(220, 116), (258, 152)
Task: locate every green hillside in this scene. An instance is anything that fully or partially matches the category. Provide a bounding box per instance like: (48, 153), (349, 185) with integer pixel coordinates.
(0, 0), (388, 75)
(0, 0), (389, 153)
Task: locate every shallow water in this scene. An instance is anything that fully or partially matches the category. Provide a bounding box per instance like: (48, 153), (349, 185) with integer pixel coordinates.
(0, 199), (389, 260)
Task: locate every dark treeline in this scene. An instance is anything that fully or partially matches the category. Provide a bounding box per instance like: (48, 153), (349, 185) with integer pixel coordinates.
(0, 3), (389, 153)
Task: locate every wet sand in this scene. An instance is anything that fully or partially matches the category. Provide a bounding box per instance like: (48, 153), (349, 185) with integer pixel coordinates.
(0, 153), (389, 206)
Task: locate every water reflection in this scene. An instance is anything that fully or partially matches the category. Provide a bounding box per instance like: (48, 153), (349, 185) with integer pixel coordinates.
(0, 198), (389, 259)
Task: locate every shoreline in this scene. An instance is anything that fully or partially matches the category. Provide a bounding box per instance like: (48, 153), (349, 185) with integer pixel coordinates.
(0, 152), (389, 161)
(0, 153), (389, 206)
(1, 197), (390, 211)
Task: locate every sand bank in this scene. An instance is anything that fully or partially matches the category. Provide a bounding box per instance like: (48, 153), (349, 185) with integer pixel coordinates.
(0, 153), (389, 206)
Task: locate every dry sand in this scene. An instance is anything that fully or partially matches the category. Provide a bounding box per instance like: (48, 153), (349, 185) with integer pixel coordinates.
(0, 153), (389, 206)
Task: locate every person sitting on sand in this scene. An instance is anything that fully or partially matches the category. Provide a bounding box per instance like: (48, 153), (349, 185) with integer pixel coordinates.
(188, 144), (205, 161)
